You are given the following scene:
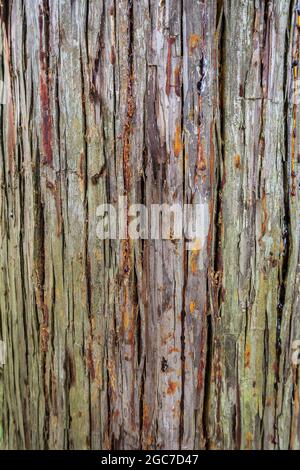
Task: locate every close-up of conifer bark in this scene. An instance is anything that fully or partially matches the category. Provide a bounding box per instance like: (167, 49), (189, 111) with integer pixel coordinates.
(0, 0), (300, 450)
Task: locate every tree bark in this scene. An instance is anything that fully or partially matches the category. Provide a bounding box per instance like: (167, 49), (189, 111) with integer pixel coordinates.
(0, 0), (300, 450)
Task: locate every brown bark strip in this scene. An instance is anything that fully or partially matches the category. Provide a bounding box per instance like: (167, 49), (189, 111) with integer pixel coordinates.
(39, 2), (53, 166)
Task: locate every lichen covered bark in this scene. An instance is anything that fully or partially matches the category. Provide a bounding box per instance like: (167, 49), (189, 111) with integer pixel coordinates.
(0, 0), (300, 450)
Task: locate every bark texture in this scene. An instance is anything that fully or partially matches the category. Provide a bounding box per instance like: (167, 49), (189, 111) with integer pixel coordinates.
(0, 0), (300, 450)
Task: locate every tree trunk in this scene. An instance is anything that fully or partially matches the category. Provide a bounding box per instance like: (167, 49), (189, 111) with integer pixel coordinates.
(0, 0), (300, 450)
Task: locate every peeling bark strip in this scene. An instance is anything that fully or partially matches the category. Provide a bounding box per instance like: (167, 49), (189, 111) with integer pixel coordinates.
(0, 0), (300, 450)
(39, 1), (53, 165)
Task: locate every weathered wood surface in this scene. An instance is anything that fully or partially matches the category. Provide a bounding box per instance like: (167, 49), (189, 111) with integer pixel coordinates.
(0, 0), (300, 450)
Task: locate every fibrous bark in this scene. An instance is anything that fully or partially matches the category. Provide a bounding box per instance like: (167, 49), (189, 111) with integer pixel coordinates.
(0, 0), (300, 450)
